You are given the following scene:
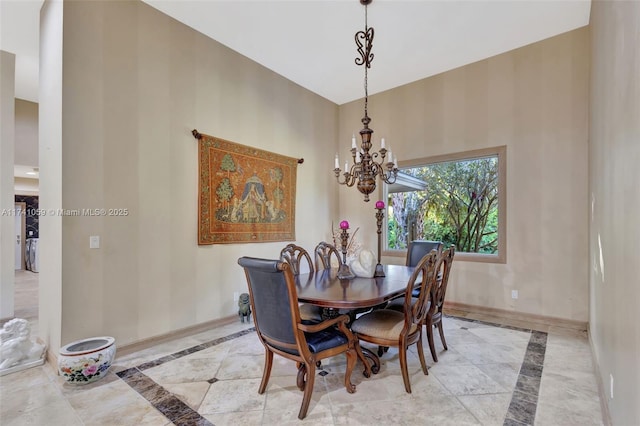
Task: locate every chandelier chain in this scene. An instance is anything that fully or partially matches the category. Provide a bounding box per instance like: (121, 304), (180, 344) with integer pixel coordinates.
(364, 4), (368, 117)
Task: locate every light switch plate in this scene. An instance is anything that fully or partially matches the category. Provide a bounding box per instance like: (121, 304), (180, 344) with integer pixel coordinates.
(90, 235), (100, 249)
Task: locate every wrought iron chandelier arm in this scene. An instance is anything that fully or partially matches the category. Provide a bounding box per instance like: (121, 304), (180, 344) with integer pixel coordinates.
(381, 166), (399, 184)
(335, 163), (359, 187)
(369, 148), (389, 163)
(371, 160), (397, 184)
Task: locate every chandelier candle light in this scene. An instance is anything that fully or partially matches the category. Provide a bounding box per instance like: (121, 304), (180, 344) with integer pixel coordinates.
(374, 200), (385, 277)
(338, 221), (357, 280)
(334, 0), (398, 202)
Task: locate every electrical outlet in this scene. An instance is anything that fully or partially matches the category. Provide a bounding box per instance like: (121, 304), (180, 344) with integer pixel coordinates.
(610, 374), (614, 399)
(233, 292), (239, 302)
(89, 235), (100, 249)
(511, 290), (518, 299)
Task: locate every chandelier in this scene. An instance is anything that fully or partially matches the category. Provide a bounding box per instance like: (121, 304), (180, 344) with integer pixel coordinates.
(334, 0), (398, 202)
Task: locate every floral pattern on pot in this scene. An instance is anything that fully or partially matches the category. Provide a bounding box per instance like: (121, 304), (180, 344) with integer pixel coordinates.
(58, 338), (116, 384)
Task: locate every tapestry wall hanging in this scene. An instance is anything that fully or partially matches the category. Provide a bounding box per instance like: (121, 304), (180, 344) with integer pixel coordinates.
(193, 130), (302, 245)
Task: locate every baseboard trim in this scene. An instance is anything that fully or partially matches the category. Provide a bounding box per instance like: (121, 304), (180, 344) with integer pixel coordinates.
(45, 315), (239, 373)
(588, 327), (613, 426)
(115, 315), (238, 357)
(444, 301), (587, 332)
(46, 346), (58, 370)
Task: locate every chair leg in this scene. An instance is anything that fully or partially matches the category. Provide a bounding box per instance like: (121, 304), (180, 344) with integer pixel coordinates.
(426, 321), (438, 362)
(437, 321), (448, 350)
(398, 345), (412, 393)
(354, 340), (373, 377)
(259, 349), (274, 394)
(343, 349), (357, 393)
(416, 333), (428, 375)
(298, 362), (316, 420)
(296, 363), (307, 391)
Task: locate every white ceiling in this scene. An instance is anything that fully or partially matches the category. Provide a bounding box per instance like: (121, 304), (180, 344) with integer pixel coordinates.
(2, 0), (590, 105)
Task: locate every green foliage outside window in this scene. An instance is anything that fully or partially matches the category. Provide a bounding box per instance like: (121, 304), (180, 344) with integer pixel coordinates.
(387, 155), (499, 254)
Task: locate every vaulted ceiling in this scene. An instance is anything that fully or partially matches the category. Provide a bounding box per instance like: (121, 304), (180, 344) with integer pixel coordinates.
(2, 0), (591, 105)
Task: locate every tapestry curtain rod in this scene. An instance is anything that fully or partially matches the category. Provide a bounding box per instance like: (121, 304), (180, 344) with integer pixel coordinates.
(191, 129), (304, 164)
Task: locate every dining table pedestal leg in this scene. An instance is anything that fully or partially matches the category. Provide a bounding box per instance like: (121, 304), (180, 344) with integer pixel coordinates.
(356, 344), (380, 375)
(320, 309), (380, 375)
(321, 308), (341, 320)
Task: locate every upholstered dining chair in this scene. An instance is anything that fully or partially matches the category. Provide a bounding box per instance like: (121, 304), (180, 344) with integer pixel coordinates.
(373, 240), (442, 357)
(406, 240), (443, 267)
(280, 243), (323, 321)
(424, 245), (456, 362)
(349, 250), (439, 393)
(386, 246), (456, 362)
(237, 257), (358, 420)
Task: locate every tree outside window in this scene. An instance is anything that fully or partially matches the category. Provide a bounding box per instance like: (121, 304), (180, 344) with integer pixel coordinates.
(385, 146), (506, 263)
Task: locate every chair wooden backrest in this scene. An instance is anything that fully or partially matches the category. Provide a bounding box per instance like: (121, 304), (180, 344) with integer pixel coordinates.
(279, 243), (314, 275)
(401, 250), (440, 331)
(314, 241), (342, 270)
(430, 245), (456, 319)
(406, 240), (443, 267)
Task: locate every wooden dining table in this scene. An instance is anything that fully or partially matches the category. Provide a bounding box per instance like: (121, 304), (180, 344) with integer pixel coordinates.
(295, 264), (416, 375)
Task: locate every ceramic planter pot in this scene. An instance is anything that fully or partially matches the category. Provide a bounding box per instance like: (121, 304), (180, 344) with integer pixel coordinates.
(58, 336), (116, 384)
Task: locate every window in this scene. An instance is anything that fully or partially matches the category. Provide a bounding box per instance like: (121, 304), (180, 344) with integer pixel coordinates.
(384, 146), (506, 263)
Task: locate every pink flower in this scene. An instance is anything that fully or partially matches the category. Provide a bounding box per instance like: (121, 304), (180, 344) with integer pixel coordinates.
(82, 364), (98, 376)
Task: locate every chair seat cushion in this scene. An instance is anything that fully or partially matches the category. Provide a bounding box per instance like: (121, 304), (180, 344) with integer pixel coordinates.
(304, 327), (349, 353)
(299, 303), (323, 321)
(351, 309), (417, 340)
(272, 320), (349, 355)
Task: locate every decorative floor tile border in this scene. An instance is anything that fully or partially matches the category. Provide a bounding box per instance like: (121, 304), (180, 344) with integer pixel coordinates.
(504, 331), (548, 426)
(446, 314), (535, 333)
(117, 367), (212, 426)
(116, 319), (548, 425)
(116, 327), (255, 426)
(446, 315), (549, 425)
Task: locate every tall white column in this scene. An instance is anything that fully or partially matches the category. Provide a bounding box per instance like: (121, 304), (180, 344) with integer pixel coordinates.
(38, 0), (64, 352)
(0, 50), (16, 319)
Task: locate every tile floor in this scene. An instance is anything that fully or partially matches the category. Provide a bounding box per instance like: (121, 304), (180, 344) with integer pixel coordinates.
(1, 319), (604, 425)
(1, 271), (604, 425)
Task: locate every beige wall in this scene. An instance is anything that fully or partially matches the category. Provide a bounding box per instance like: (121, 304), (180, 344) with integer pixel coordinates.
(589, 1), (640, 424)
(339, 28), (590, 322)
(15, 98), (38, 167)
(39, 1), (615, 388)
(40, 0), (339, 350)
